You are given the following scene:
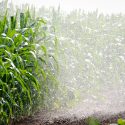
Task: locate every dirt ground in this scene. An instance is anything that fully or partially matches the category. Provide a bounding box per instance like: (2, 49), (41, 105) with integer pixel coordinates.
(12, 87), (125, 125)
(12, 111), (125, 125)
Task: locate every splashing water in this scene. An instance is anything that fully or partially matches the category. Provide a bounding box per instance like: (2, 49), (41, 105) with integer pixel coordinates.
(6, 0), (125, 119)
(54, 11), (125, 118)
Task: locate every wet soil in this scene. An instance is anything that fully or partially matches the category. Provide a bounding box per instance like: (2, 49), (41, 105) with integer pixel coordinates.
(12, 87), (125, 125)
(12, 109), (125, 125)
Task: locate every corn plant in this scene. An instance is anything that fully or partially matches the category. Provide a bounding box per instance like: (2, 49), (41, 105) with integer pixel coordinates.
(0, 10), (58, 124)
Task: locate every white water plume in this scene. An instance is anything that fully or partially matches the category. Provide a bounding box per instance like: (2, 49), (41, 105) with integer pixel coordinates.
(6, 0), (125, 119)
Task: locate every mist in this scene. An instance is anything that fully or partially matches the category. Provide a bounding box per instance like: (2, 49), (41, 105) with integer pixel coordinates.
(1, 0), (125, 124)
(8, 0), (125, 14)
(9, 0), (125, 118)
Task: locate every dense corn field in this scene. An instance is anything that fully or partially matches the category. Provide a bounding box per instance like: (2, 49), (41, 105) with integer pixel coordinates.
(1, 0), (125, 125)
(0, 2), (59, 124)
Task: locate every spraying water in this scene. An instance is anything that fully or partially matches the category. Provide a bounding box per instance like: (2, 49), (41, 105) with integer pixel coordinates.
(8, 0), (125, 14)
(55, 9), (125, 118)
(4, 1), (125, 124)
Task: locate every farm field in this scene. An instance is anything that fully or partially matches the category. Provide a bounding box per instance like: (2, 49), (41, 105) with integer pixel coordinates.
(1, 0), (125, 125)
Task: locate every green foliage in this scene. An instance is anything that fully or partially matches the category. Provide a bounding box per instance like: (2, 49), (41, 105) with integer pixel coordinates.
(10, 13), (17, 30)
(0, 8), (58, 124)
(86, 117), (100, 125)
(0, 12), (37, 124)
(118, 119), (125, 125)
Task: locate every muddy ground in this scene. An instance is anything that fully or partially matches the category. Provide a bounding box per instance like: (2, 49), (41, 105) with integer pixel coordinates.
(12, 87), (125, 125)
(13, 110), (125, 125)
(13, 98), (125, 125)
